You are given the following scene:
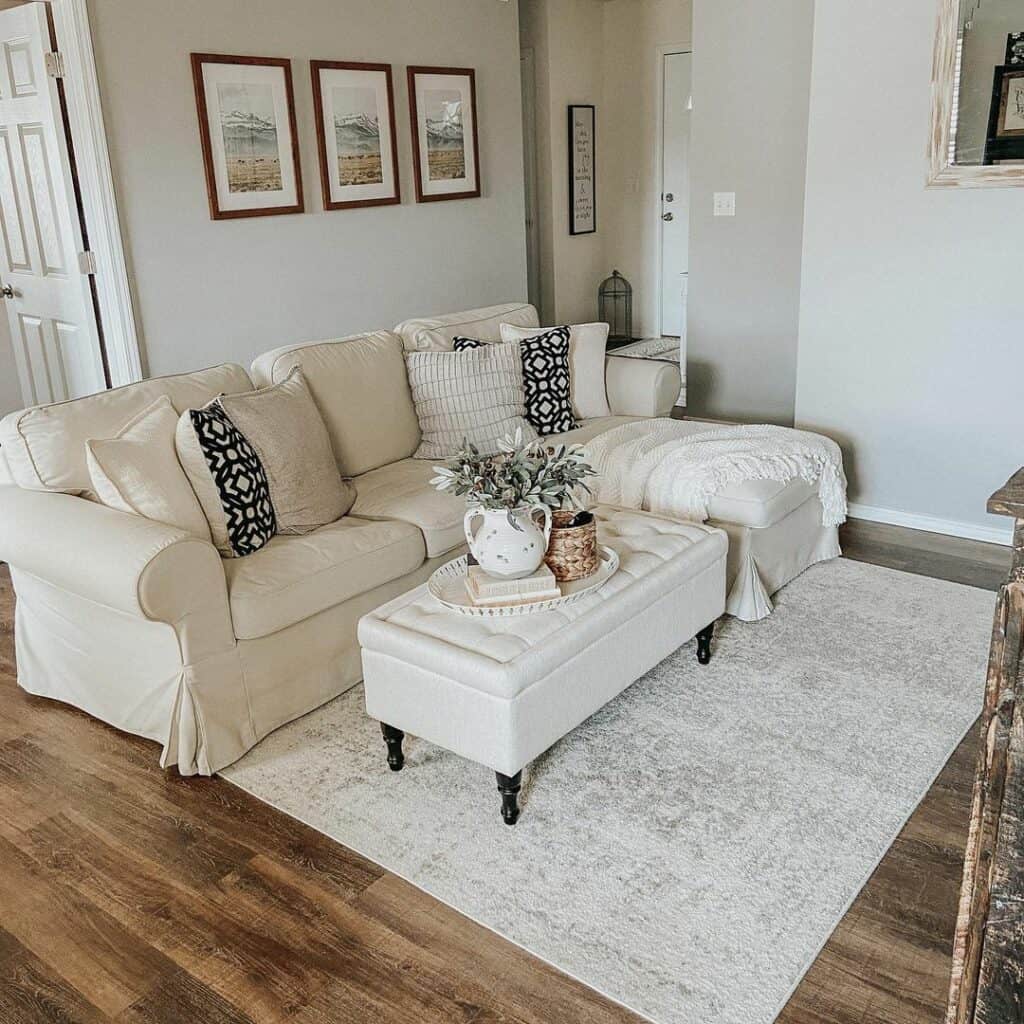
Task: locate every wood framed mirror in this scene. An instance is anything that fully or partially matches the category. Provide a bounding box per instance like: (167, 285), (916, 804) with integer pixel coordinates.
(929, 0), (1024, 188)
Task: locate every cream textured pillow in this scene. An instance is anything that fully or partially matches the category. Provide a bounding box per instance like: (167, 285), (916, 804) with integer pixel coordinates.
(500, 322), (611, 420)
(86, 396), (211, 542)
(406, 343), (538, 460)
(176, 367), (355, 557)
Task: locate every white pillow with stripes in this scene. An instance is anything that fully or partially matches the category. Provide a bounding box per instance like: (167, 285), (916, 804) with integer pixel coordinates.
(406, 343), (538, 460)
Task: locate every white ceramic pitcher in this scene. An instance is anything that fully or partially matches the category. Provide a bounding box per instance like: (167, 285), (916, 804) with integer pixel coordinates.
(463, 505), (553, 579)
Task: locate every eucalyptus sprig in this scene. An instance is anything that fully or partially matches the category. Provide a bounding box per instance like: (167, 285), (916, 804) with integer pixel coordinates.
(430, 428), (598, 526)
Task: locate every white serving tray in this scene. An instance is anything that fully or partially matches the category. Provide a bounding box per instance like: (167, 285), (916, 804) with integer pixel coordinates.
(427, 547), (619, 617)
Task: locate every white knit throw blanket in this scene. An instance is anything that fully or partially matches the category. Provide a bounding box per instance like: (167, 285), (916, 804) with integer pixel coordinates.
(582, 420), (848, 526)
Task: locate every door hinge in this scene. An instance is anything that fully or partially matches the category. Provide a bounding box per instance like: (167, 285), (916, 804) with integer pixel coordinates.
(45, 51), (65, 79)
(77, 250), (97, 275)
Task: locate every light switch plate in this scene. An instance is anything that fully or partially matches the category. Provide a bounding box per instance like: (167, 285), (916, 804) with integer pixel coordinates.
(713, 192), (736, 217)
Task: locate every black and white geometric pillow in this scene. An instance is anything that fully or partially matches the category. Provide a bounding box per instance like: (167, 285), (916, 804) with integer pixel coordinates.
(454, 328), (576, 436)
(188, 403), (277, 556)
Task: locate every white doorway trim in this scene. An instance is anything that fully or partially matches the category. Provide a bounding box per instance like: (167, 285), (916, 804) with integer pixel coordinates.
(654, 41), (691, 341)
(50, 0), (142, 387)
(520, 47), (541, 314)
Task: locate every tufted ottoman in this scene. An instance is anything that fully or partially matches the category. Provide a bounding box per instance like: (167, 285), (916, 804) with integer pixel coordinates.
(358, 507), (727, 824)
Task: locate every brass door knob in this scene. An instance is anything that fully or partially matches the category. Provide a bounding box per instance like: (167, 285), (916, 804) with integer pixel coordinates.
(0, 284), (13, 299)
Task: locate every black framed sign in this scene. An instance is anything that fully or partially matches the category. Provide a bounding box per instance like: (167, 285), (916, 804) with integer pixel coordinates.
(568, 104), (595, 235)
(984, 65), (1024, 164)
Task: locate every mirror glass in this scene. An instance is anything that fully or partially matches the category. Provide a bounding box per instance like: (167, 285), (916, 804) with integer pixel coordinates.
(952, 0), (1024, 164)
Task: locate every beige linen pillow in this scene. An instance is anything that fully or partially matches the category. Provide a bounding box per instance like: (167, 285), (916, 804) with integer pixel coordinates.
(499, 322), (611, 420)
(86, 396), (212, 542)
(176, 368), (355, 558)
(406, 343), (538, 460)
(217, 367), (355, 535)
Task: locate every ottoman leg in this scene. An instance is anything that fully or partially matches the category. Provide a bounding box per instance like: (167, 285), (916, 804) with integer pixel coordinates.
(381, 723), (405, 771)
(495, 771), (522, 826)
(696, 622), (715, 666)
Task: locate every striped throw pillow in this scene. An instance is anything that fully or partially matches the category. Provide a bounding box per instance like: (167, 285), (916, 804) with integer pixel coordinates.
(406, 343), (537, 460)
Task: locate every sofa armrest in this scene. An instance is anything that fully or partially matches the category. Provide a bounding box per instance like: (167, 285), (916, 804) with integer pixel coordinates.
(605, 356), (682, 418)
(0, 486), (233, 663)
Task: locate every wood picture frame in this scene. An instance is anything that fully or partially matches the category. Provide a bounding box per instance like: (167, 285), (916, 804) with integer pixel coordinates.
(407, 66), (480, 203)
(568, 104), (596, 235)
(191, 53), (304, 219)
(311, 60), (401, 211)
(927, 0), (1024, 189)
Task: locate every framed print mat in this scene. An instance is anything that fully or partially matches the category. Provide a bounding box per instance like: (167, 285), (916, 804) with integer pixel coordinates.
(996, 67), (1024, 137)
(312, 60), (400, 210)
(191, 53), (303, 219)
(569, 104), (595, 235)
(407, 66), (480, 202)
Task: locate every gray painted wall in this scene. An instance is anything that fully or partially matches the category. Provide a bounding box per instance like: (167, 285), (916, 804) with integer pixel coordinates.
(0, 316), (22, 418)
(795, 0), (1024, 541)
(686, 0), (814, 424)
(88, 0), (527, 377)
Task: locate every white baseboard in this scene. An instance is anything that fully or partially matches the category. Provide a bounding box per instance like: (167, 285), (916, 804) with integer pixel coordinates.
(847, 502), (1013, 547)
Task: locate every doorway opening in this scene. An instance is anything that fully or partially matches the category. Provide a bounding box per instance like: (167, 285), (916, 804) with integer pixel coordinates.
(659, 49), (692, 342)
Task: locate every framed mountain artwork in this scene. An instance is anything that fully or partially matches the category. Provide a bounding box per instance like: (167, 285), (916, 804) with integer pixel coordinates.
(190, 53), (303, 220)
(407, 66), (480, 203)
(311, 60), (400, 211)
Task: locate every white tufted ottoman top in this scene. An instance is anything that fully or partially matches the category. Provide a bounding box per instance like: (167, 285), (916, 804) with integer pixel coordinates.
(359, 507), (727, 701)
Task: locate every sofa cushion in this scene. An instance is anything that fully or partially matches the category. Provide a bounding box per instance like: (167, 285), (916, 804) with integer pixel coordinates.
(395, 302), (538, 352)
(352, 416), (817, 556)
(351, 416), (642, 557)
(665, 418), (819, 528)
(708, 478), (817, 530)
(224, 516), (425, 640)
(249, 331), (420, 478)
(0, 363), (252, 496)
(352, 459), (465, 557)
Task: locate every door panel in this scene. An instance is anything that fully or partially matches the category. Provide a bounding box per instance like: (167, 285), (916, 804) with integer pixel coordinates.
(0, 1), (105, 407)
(660, 51), (692, 338)
(0, 128), (29, 271)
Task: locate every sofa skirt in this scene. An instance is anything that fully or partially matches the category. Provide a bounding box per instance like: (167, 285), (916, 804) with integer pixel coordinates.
(711, 495), (841, 621)
(11, 553), (455, 776)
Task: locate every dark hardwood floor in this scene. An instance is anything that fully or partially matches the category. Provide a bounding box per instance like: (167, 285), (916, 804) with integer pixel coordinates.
(0, 519), (1008, 1024)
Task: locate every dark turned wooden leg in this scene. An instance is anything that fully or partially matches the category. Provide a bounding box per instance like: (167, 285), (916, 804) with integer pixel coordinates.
(380, 723), (404, 772)
(696, 622), (714, 666)
(495, 771), (522, 826)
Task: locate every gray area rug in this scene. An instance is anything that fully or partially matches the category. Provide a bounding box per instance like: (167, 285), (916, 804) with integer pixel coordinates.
(222, 559), (992, 1024)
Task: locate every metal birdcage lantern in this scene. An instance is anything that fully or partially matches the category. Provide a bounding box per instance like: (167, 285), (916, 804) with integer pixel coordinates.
(598, 270), (633, 347)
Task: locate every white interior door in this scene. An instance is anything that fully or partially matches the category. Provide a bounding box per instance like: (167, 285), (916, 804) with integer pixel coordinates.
(659, 51), (692, 339)
(0, 1), (105, 407)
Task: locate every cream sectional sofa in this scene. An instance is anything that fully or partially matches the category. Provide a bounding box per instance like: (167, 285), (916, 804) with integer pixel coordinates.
(0, 302), (835, 776)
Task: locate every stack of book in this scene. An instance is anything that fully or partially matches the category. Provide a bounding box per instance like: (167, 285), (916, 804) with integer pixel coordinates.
(465, 564), (562, 607)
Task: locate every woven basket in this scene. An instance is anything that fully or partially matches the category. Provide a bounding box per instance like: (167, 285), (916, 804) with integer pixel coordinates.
(545, 510), (599, 582)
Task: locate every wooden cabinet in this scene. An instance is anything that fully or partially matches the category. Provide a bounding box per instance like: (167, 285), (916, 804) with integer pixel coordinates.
(947, 469), (1024, 1023)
